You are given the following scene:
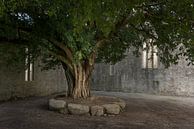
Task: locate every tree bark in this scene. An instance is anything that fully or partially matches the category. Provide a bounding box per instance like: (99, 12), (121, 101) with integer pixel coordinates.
(72, 63), (91, 99)
(62, 63), (74, 97)
(62, 62), (93, 99)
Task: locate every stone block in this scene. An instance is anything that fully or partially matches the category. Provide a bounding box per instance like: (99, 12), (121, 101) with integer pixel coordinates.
(68, 103), (89, 115)
(91, 105), (104, 116)
(102, 104), (121, 115)
(49, 99), (66, 110)
(113, 99), (126, 110)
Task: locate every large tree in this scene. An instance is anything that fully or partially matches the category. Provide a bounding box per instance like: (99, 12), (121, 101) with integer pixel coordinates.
(0, 0), (194, 98)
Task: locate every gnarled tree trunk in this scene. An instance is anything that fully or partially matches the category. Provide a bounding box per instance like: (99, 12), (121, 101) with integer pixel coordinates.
(72, 63), (91, 98)
(62, 62), (93, 99)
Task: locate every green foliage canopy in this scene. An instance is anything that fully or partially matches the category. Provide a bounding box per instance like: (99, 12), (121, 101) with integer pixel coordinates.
(0, 0), (194, 68)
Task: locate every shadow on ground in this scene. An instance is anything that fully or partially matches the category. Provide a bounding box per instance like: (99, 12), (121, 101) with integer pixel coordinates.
(0, 91), (194, 129)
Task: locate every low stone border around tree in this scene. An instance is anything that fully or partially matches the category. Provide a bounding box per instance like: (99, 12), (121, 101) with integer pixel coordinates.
(48, 95), (126, 116)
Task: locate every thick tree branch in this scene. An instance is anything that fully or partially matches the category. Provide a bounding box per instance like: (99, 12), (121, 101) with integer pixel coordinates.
(48, 39), (73, 61)
(48, 50), (74, 74)
(94, 2), (164, 50)
(95, 12), (132, 50)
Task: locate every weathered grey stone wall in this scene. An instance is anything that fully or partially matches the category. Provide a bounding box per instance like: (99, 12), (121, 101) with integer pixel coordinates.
(91, 50), (194, 96)
(156, 58), (194, 96)
(1, 44), (194, 100)
(0, 47), (67, 101)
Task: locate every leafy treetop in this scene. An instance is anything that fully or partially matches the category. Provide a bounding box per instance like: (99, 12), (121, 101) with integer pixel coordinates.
(0, 0), (194, 68)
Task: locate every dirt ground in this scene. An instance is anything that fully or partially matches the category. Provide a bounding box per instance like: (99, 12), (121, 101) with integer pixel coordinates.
(0, 91), (194, 129)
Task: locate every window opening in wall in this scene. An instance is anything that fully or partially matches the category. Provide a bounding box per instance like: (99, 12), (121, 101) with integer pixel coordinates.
(25, 48), (34, 81)
(109, 64), (114, 76)
(142, 39), (158, 69)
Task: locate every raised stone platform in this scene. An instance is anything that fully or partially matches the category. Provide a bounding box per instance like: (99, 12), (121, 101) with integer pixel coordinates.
(49, 95), (126, 116)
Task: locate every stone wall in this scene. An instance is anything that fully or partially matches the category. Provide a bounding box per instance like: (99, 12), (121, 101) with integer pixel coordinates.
(1, 44), (194, 101)
(0, 45), (67, 101)
(91, 50), (194, 96)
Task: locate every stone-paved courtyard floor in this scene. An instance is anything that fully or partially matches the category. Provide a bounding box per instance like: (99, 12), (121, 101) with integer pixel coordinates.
(1, 91), (194, 129)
